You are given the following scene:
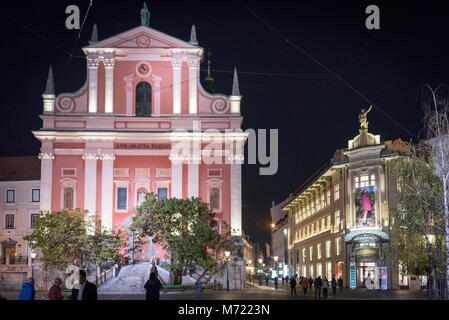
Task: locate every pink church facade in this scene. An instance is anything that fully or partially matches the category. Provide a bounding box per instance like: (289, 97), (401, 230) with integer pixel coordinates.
(33, 22), (245, 261)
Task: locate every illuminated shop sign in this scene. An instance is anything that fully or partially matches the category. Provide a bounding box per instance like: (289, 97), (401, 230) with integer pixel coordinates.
(355, 185), (375, 228)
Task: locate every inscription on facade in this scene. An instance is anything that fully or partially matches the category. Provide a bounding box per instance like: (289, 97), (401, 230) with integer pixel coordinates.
(115, 143), (170, 150)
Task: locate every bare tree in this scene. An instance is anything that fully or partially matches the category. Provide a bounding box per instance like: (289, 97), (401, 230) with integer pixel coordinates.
(419, 83), (449, 299)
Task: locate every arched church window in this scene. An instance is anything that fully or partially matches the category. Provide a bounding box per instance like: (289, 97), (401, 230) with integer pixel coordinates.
(136, 81), (152, 117)
(64, 187), (74, 209)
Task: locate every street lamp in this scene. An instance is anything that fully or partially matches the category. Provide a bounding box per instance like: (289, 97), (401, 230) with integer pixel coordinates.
(30, 250), (36, 279)
(225, 251), (230, 292)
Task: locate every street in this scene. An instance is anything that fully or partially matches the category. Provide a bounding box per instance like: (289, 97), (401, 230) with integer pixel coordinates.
(1, 282), (427, 300)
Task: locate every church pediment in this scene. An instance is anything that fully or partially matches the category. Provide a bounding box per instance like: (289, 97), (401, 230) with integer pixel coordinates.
(84, 26), (196, 50)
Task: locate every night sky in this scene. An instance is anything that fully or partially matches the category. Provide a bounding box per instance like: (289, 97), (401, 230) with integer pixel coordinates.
(1, 1), (448, 253)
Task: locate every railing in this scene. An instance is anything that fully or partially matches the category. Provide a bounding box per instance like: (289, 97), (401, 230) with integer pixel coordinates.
(95, 264), (121, 287)
(0, 256), (28, 265)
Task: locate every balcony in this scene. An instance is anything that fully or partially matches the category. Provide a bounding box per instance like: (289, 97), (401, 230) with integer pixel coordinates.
(0, 256), (29, 265)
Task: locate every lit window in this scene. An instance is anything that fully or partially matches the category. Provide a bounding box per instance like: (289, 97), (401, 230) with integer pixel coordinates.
(309, 246), (313, 261)
(5, 214), (14, 229)
(327, 215), (331, 230)
(326, 240), (331, 258)
(310, 265), (314, 278)
(317, 243), (322, 259)
(327, 190), (331, 205)
(32, 189), (40, 202)
(334, 184), (340, 200)
(322, 218), (325, 231)
(136, 81), (152, 117)
(335, 210), (341, 228)
(31, 214), (39, 228)
(336, 237), (341, 256)
(317, 263), (322, 277)
(316, 195), (320, 211)
(302, 248), (307, 263)
(63, 187), (74, 209)
(321, 193), (325, 209)
(327, 262), (332, 279)
(117, 188), (128, 210)
(6, 190), (15, 203)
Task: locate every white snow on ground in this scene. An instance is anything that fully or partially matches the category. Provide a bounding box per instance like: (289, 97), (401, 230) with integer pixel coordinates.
(98, 262), (197, 294)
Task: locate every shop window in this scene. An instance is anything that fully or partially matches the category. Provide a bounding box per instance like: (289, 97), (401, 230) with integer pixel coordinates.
(136, 81), (152, 117)
(317, 263), (322, 277)
(327, 262), (332, 279)
(6, 190), (15, 203)
(5, 214), (14, 229)
(32, 189), (40, 202)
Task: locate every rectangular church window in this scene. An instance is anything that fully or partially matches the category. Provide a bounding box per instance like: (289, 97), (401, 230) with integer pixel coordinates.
(210, 188), (220, 211)
(158, 188), (168, 200)
(117, 188), (127, 210)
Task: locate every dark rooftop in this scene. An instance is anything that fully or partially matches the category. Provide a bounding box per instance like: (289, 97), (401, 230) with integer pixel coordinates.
(0, 156), (40, 181)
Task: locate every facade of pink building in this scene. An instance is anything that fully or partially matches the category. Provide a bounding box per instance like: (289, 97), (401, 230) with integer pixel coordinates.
(33, 16), (245, 262)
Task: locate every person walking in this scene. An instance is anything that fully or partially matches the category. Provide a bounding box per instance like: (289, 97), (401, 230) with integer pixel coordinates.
(285, 275), (289, 285)
(144, 272), (162, 300)
(338, 276), (343, 290)
(18, 278), (35, 300)
(322, 277), (329, 298)
(289, 276), (297, 296)
(331, 275), (337, 295)
(365, 273), (374, 296)
(265, 274), (269, 286)
(48, 278), (64, 300)
(308, 276), (313, 293)
(274, 276), (278, 289)
(314, 276), (322, 298)
(70, 270), (98, 300)
(302, 276), (309, 294)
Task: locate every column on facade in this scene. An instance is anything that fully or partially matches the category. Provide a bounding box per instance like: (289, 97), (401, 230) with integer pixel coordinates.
(38, 152), (54, 212)
(83, 153), (98, 234)
(100, 153), (115, 230)
(171, 160), (183, 199)
(230, 163), (242, 237)
(187, 55), (200, 114)
(171, 56), (183, 114)
(152, 74), (163, 116)
(87, 53), (99, 113)
(103, 51), (115, 114)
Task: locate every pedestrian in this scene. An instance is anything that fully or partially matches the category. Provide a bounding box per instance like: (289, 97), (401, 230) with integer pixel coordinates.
(285, 275), (289, 285)
(18, 278), (35, 300)
(144, 271), (162, 300)
(314, 276), (322, 298)
(70, 270), (98, 300)
(338, 276), (343, 290)
(265, 275), (269, 286)
(365, 273), (374, 295)
(48, 278), (64, 300)
(302, 276), (309, 294)
(331, 275), (337, 295)
(322, 277), (329, 298)
(308, 276), (313, 293)
(289, 276), (297, 296)
(274, 276), (278, 289)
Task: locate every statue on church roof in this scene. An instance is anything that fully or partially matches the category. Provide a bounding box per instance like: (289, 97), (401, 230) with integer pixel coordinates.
(359, 105), (372, 130)
(141, 2), (150, 27)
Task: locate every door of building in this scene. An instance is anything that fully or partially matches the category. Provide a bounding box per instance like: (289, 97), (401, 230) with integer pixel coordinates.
(5, 247), (15, 264)
(358, 262), (376, 288)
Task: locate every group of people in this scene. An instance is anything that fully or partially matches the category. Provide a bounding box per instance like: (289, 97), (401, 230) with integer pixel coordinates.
(11, 267), (163, 301)
(287, 274), (344, 298)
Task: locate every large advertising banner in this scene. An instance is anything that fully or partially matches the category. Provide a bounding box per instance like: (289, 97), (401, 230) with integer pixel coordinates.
(355, 185), (376, 227)
(379, 267), (388, 290)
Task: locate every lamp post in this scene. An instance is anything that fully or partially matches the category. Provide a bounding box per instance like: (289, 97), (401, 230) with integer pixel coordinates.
(30, 250), (36, 279)
(225, 251), (230, 291)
